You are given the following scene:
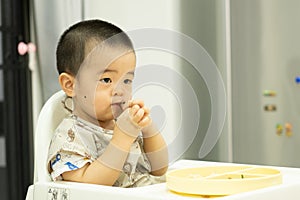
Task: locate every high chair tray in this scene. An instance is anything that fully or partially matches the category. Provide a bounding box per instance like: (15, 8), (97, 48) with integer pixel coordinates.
(166, 165), (282, 196)
(26, 160), (300, 200)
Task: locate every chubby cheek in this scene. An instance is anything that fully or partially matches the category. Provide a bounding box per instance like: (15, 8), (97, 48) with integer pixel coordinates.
(93, 92), (112, 116)
(123, 87), (133, 102)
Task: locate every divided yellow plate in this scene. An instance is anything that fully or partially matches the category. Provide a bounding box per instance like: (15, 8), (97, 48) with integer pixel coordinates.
(166, 165), (282, 196)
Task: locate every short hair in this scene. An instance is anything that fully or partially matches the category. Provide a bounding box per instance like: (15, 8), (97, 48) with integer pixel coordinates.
(56, 19), (134, 75)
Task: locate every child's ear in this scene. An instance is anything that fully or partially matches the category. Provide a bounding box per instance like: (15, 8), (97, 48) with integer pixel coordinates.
(59, 72), (75, 97)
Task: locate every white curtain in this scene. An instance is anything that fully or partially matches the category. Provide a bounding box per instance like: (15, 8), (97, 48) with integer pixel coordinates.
(33, 0), (83, 101)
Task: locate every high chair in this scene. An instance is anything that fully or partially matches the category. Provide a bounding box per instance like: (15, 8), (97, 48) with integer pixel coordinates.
(32, 90), (69, 183)
(26, 91), (300, 200)
(25, 90), (166, 200)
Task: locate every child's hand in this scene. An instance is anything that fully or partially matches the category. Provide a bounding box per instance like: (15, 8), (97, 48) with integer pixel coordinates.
(129, 100), (151, 124)
(129, 104), (152, 128)
(116, 99), (152, 138)
(115, 100), (149, 138)
(129, 100), (161, 139)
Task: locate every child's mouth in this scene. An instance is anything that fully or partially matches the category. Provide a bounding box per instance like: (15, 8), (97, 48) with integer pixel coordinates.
(111, 101), (127, 113)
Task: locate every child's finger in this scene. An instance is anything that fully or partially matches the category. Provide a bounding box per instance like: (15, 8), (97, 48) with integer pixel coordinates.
(130, 99), (144, 108)
(129, 104), (140, 116)
(132, 108), (145, 123)
(138, 116), (152, 127)
(143, 107), (150, 116)
(127, 100), (134, 108)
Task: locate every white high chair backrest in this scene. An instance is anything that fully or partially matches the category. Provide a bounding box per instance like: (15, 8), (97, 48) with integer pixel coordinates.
(33, 90), (69, 182)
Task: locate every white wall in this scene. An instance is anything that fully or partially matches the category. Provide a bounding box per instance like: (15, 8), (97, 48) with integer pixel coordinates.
(86, 0), (230, 162)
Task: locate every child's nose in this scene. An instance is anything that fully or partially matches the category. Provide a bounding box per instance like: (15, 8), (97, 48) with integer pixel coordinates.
(113, 84), (124, 96)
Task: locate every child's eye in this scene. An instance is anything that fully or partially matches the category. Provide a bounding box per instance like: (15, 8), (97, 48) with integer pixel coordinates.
(124, 79), (132, 84)
(99, 78), (112, 84)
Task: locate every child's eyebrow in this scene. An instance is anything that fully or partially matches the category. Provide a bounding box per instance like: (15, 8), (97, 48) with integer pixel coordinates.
(127, 71), (135, 76)
(100, 69), (118, 74)
(98, 69), (135, 75)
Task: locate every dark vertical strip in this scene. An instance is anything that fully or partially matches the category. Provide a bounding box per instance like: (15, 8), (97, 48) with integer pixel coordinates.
(1, 0), (33, 199)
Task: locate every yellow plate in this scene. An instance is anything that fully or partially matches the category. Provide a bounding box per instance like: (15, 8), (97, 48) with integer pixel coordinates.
(166, 165), (282, 196)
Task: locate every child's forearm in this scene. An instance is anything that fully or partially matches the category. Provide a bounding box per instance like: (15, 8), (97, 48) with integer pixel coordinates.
(143, 132), (169, 176)
(62, 126), (135, 185)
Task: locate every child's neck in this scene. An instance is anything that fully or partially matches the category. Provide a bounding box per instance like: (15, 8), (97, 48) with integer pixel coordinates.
(98, 119), (115, 130)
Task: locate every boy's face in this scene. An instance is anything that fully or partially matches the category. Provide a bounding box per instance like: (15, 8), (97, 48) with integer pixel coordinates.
(73, 46), (136, 126)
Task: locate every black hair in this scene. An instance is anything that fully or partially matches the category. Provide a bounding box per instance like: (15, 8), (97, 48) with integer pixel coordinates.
(56, 19), (134, 75)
